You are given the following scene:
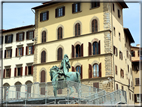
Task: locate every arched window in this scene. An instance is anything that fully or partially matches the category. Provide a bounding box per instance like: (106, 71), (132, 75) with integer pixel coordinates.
(76, 66), (81, 74)
(93, 42), (99, 55)
(75, 23), (80, 36)
(76, 45), (81, 57)
(75, 65), (82, 79)
(57, 48), (63, 60)
(25, 81), (32, 98)
(42, 31), (46, 43)
(93, 64), (99, 77)
(58, 27), (62, 39)
(15, 82), (22, 99)
(92, 19), (98, 33)
(41, 51), (46, 63)
(40, 70), (45, 95)
(3, 83), (10, 100)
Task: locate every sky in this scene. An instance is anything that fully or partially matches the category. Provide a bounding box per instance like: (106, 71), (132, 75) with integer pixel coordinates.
(2, 2), (140, 47)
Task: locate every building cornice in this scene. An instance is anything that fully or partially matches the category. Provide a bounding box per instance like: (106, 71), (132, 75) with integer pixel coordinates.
(33, 53), (112, 66)
(35, 29), (111, 46)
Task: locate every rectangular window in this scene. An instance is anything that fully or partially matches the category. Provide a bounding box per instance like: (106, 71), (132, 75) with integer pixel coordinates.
(29, 46), (32, 55)
(16, 32), (24, 41)
(18, 68), (21, 76)
(119, 51), (123, 60)
(58, 89), (62, 94)
(128, 65), (129, 72)
(26, 46), (34, 55)
(130, 92), (131, 100)
(18, 48), (22, 56)
(6, 69), (10, 78)
(40, 11), (49, 21)
(93, 82), (99, 91)
(113, 27), (115, 36)
(115, 65), (117, 75)
(5, 49), (12, 58)
(55, 7), (65, 18)
(72, 3), (81, 13)
(113, 3), (115, 12)
(5, 35), (13, 43)
(135, 78), (139, 85)
(28, 66), (32, 75)
(118, 9), (121, 18)
(119, 33), (121, 41)
(116, 84), (118, 90)
(120, 69), (124, 78)
(26, 31), (34, 40)
(91, 1), (100, 9)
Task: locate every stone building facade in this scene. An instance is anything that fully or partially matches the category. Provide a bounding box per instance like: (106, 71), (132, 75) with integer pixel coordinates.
(32, 1), (134, 104)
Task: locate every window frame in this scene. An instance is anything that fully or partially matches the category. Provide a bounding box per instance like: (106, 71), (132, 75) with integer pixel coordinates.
(26, 30), (34, 40)
(92, 19), (98, 33)
(72, 2), (81, 13)
(90, 1), (100, 9)
(55, 6), (65, 18)
(5, 34), (13, 43)
(40, 11), (49, 22)
(16, 32), (24, 42)
(42, 31), (46, 43)
(75, 23), (80, 36)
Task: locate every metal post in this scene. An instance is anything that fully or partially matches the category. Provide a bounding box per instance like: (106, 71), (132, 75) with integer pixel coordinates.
(45, 83), (47, 104)
(6, 87), (8, 107)
(67, 81), (69, 104)
(25, 85), (27, 106)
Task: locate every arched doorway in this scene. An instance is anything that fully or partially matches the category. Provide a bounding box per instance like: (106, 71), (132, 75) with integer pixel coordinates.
(25, 81), (32, 98)
(3, 83), (10, 100)
(40, 70), (46, 95)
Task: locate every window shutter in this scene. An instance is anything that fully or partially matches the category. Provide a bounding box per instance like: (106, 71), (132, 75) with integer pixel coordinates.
(21, 67), (23, 76)
(25, 66), (27, 76)
(32, 46), (34, 54)
(78, 23), (80, 35)
(113, 46), (115, 54)
(16, 34), (18, 41)
(63, 6), (65, 16)
(41, 52), (43, 63)
(31, 66), (33, 75)
(22, 32), (24, 40)
(115, 65), (117, 74)
(3, 69), (5, 78)
(72, 3), (75, 13)
(4, 50), (6, 58)
(134, 94), (137, 102)
(5, 36), (7, 43)
(11, 34), (13, 42)
(72, 66), (75, 72)
(26, 46), (28, 55)
(55, 8), (58, 17)
(116, 48), (118, 56)
(26, 31), (28, 40)
(89, 64), (92, 78)
(99, 63), (101, 77)
(81, 44), (83, 57)
(72, 45), (74, 58)
(10, 49), (12, 58)
(46, 11), (49, 20)
(88, 42), (91, 56)
(75, 24), (77, 36)
(9, 69), (11, 78)
(22, 47), (24, 56)
(14, 68), (16, 77)
(78, 3), (81, 11)
(98, 41), (100, 54)
(16, 48), (17, 57)
(81, 65), (82, 79)
(40, 13), (43, 21)
(2, 36), (3, 44)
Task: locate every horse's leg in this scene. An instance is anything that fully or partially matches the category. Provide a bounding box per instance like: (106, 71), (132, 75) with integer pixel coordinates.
(68, 86), (74, 96)
(53, 88), (57, 97)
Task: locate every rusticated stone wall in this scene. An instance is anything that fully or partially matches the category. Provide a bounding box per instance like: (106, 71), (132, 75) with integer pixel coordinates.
(33, 10), (38, 83)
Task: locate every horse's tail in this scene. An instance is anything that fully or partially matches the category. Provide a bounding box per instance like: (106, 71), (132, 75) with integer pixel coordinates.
(76, 72), (81, 83)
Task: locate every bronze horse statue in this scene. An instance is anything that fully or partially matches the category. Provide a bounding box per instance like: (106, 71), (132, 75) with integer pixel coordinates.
(50, 54), (81, 97)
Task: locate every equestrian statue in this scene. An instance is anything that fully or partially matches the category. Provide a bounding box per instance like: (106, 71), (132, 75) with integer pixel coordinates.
(49, 54), (81, 97)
